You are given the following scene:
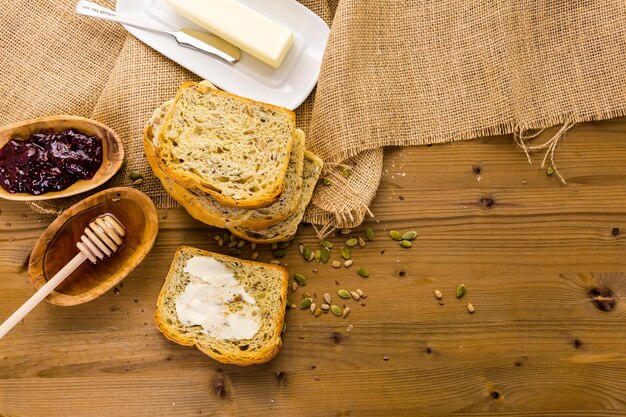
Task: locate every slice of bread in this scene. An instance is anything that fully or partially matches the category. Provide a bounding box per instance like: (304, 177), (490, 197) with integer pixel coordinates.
(239, 128), (305, 230)
(155, 246), (288, 365)
(143, 100), (252, 228)
(155, 82), (296, 209)
(229, 150), (324, 243)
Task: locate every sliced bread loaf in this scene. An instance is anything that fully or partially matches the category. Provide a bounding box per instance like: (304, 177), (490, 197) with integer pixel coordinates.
(239, 128), (305, 230)
(143, 100), (252, 228)
(155, 82), (296, 209)
(229, 150), (323, 243)
(155, 246), (288, 365)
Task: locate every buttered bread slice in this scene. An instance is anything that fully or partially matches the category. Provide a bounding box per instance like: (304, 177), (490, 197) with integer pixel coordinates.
(155, 82), (295, 209)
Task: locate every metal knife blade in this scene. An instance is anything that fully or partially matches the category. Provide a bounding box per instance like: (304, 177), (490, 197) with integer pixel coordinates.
(173, 29), (241, 63)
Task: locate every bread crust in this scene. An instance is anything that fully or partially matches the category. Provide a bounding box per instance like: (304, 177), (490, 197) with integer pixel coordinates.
(154, 247), (289, 365)
(155, 82), (295, 209)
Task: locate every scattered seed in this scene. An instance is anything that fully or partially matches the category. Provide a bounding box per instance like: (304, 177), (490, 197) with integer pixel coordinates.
(400, 240), (412, 248)
(356, 289), (364, 297)
(269, 260), (281, 265)
(346, 324), (354, 332)
(340, 246), (351, 260)
(229, 235), (236, 244)
(315, 250), (322, 262)
(294, 273), (307, 286)
(228, 241), (237, 248)
(332, 261), (341, 268)
(271, 243), (278, 250)
(299, 244), (305, 255)
(342, 307), (351, 318)
(128, 170), (143, 180)
(250, 243), (257, 251)
(291, 282), (298, 293)
(456, 284), (466, 298)
(282, 323), (287, 334)
(314, 308), (322, 317)
(345, 238), (358, 247)
(323, 293), (332, 304)
(132, 178), (143, 185)
(344, 259), (353, 268)
(365, 227), (375, 241)
(401, 231), (417, 241)
(547, 166), (555, 176)
(330, 305), (342, 316)
(218, 238), (224, 246)
(434, 289), (443, 300)
(338, 289), (351, 299)
(320, 240), (333, 249)
(389, 230), (402, 241)
(214, 235), (220, 241)
(303, 246), (312, 260)
(313, 269), (318, 273)
(321, 177), (331, 186)
(467, 302), (475, 313)
(350, 291), (360, 301)
(340, 229), (353, 235)
(361, 294), (368, 299)
(357, 267), (370, 278)
(228, 248), (242, 256)
(300, 298), (313, 309)
(320, 303), (330, 311)
(237, 240), (245, 249)
(358, 237), (366, 247)
(321, 247), (331, 263)
(341, 167), (350, 178)
(383, 356), (389, 361)
(251, 252), (259, 260)
(273, 249), (286, 258)
(310, 302), (316, 313)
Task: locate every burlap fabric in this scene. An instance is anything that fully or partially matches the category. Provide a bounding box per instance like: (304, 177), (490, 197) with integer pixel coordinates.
(2, 1), (626, 230)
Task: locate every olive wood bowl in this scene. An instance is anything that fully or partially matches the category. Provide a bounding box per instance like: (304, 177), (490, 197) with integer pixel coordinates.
(28, 187), (158, 306)
(0, 115), (123, 201)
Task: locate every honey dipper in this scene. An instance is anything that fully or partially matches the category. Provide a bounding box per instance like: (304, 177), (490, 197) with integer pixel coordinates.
(0, 214), (125, 339)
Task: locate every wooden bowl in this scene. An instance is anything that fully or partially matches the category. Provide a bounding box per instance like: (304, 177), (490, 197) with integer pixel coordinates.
(28, 187), (158, 306)
(0, 115), (124, 201)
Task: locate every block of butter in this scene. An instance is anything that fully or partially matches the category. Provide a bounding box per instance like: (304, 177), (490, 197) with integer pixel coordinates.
(166, 0), (294, 69)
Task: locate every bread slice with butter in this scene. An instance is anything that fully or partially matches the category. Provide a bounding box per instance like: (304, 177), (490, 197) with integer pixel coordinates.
(229, 150), (323, 243)
(155, 82), (296, 209)
(143, 99), (253, 228)
(155, 246), (288, 365)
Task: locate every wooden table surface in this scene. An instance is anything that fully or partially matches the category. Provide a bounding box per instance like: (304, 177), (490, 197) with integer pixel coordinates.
(1, 118), (626, 416)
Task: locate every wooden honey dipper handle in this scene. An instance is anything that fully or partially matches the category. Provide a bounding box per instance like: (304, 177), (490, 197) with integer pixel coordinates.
(0, 215), (125, 340)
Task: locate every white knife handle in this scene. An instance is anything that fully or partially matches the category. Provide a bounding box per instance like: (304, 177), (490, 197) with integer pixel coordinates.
(75, 0), (167, 33)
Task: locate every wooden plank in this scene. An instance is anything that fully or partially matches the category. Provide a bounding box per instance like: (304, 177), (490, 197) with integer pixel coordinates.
(1, 118), (626, 415)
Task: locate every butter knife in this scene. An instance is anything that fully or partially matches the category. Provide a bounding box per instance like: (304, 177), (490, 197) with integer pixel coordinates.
(75, 0), (241, 63)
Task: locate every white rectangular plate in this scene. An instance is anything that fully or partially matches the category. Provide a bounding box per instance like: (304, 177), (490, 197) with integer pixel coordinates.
(115, 0), (330, 110)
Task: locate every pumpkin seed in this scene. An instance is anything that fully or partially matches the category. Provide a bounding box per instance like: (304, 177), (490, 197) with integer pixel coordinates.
(320, 240), (333, 249)
(321, 247), (331, 263)
(345, 238), (358, 247)
(128, 170), (143, 180)
(358, 237), (366, 247)
(350, 291), (360, 300)
(314, 308), (322, 317)
(251, 252), (259, 261)
(294, 273), (307, 286)
(365, 227), (375, 241)
(389, 230), (402, 241)
(467, 302), (475, 313)
(344, 260), (354, 267)
(310, 302), (316, 313)
(315, 250), (322, 262)
(228, 248), (242, 256)
(341, 167), (350, 178)
(400, 240), (412, 248)
(340, 228), (353, 235)
(237, 240), (245, 248)
(323, 293), (332, 304)
(342, 307), (351, 318)
(357, 267), (370, 278)
(300, 298), (313, 309)
(434, 289), (443, 300)
(321, 177), (331, 186)
(338, 289), (351, 299)
(340, 246), (351, 260)
(271, 243), (278, 250)
(456, 284), (466, 298)
(273, 249), (286, 258)
(401, 231), (417, 241)
(330, 305), (342, 316)
(320, 303), (330, 311)
(303, 246), (312, 260)
(332, 261), (341, 268)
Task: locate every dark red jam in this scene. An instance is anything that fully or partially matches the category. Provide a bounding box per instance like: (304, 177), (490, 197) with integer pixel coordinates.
(0, 129), (103, 195)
